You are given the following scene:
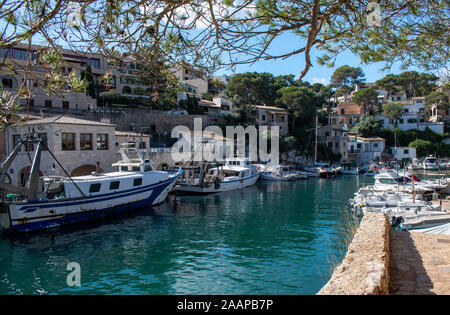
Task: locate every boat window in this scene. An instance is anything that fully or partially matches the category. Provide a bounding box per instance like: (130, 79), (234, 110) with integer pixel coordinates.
(133, 178), (142, 186)
(120, 166), (128, 172)
(132, 166), (140, 172)
(378, 178), (397, 184)
(89, 183), (101, 193)
(144, 165), (153, 172)
(109, 181), (120, 190)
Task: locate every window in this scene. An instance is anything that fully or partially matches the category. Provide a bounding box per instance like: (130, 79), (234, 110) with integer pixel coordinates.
(38, 133), (48, 151)
(374, 143), (378, 148)
(357, 143), (361, 149)
(45, 100), (52, 108)
(133, 178), (142, 186)
(144, 165), (153, 172)
(109, 181), (120, 190)
(27, 99), (34, 107)
(62, 133), (76, 151)
(404, 149), (409, 154)
(132, 166), (140, 172)
(407, 118), (417, 123)
(139, 142), (146, 149)
(261, 114), (266, 121)
(89, 183), (101, 193)
(399, 119), (404, 124)
(97, 134), (108, 150)
(13, 49), (27, 60)
(120, 166), (128, 172)
(62, 101), (69, 109)
(80, 133), (93, 150)
(89, 59), (100, 69)
(325, 132), (330, 137)
(2, 78), (13, 89)
(341, 109), (345, 115)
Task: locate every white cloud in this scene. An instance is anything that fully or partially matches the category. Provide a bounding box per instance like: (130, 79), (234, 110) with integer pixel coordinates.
(312, 77), (329, 85)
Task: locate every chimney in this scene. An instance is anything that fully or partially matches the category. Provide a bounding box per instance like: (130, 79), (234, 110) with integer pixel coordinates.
(96, 161), (101, 173)
(40, 109), (46, 118)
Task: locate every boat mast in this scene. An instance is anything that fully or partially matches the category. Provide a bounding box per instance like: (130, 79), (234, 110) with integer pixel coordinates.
(314, 115), (318, 163)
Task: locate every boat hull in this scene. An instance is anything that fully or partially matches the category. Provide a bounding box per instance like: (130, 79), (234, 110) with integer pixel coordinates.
(0, 172), (181, 234)
(177, 172), (260, 194)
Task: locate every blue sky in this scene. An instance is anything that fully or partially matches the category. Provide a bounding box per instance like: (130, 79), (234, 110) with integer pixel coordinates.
(214, 31), (420, 85)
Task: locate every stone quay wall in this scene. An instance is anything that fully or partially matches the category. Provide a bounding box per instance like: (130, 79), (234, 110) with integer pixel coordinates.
(318, 212), (391, 295)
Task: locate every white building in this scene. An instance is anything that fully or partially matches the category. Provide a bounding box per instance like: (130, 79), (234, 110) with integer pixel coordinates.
(378, 97), (444, 134)
(391, 147), (416, 162)
(4, 115), (117, 186)
(347, 136), (385, 163)
(175, 130), (234, 161)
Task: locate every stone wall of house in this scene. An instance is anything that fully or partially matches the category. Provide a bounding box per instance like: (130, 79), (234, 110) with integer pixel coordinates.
(23, 107), (214, 135)
(317, 212), (391, 295)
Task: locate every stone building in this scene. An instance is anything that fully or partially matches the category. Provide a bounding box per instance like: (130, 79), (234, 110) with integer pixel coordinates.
(254, 105), (289, 136)
(4, 115), (117, 186)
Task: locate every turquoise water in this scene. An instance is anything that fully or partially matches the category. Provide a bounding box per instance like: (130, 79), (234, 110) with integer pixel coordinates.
(0, 176), (371, 295)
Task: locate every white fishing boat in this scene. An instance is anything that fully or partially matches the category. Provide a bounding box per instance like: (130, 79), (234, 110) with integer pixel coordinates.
(422, 156), (439, 171)
(0, 139), (182, 234)
(340, 162), (359, 175)
(176, 161), (261, 194)
(304, 162), (330, 177)
(261, 165), (297, 181)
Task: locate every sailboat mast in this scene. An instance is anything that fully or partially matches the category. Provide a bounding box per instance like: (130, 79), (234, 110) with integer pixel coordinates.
(314, 115), (318, 163)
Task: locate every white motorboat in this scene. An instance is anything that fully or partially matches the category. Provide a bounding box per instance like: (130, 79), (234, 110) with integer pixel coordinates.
(407, 158), (422, 171)
(176, 162), (261, 194)
(0, 140), (182, 234)
(422, 156), (439, 171)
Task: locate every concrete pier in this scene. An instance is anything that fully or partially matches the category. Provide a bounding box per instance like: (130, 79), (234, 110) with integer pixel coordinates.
(318, 209), (450, 295)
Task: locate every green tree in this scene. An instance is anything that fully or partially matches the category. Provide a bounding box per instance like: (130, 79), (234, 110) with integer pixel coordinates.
(351, 115), (382, 137)
(408, 139), (434, 157)
(375, 74), (399, 98)
(382, 102), (403, 128)
(397, 71), (439, 98)
(278, 86), (318, 133)
(330, 66), (365, 97)
(226, 72), (277, 106)
(351, 88), (379, 115)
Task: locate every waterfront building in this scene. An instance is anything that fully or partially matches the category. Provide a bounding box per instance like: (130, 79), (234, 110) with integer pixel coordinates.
(254, 105), (289, 136)
(3, 114), (117, 186)
(347, 135), (385, 163)
(317, 125), (350, 162)
(391, 147), (417, 164)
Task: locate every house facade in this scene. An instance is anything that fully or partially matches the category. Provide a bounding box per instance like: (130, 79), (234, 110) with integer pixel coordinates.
(347, 136), (385, 163)
(317, 125), (349, 162)
(254, 105), (289, 136)
(4, 115), (117, 186)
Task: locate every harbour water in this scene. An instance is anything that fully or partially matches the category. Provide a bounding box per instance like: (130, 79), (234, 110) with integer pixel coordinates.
(0, 176), (372, 295)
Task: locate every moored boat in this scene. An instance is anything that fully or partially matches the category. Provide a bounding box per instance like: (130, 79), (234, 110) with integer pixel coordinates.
(176, 161), (261, 194)
(0, 139), (182, 234)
